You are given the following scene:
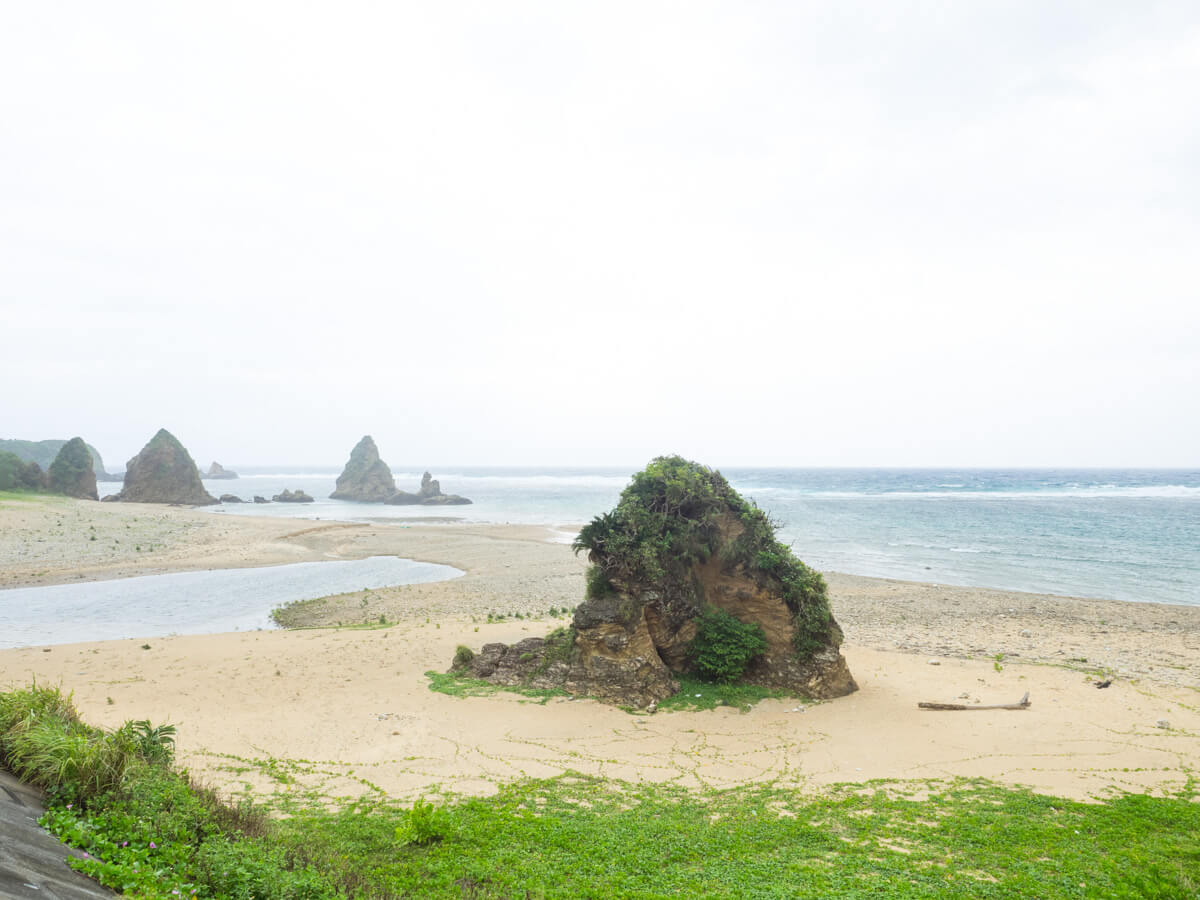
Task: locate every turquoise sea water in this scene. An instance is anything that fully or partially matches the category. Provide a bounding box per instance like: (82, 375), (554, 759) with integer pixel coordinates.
(102, 467), (1200, 608)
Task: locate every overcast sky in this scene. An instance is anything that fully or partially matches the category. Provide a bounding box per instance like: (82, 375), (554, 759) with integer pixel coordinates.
(3, 2), (1197, 468)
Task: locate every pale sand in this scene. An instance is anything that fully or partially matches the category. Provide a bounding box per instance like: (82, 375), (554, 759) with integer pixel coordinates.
(1, 497), (1197, 803)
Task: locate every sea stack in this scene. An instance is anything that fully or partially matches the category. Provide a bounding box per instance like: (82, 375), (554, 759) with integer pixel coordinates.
(205, 461), (238, 479)
(273, 488), (315, 503)
(108, 429), (218, 505)
(451, 456), (856, 708)
(329, 436), (397, 501)
(46, 437), (99, 500)
(384, 471), (472, 505)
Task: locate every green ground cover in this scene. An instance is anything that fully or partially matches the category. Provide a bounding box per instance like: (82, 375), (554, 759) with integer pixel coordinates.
(2, 684), (1196, 899)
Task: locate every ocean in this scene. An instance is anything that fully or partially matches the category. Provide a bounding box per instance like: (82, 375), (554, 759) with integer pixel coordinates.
(103, 467), (1200, 608)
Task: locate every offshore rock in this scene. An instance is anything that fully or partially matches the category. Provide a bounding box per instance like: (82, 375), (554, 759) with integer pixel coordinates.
(329, 436), (397, 501)
(47, 437), (99, 500)
(109, 429), (217, 505)
(253, 495), (269, 503)
(273, 488), (314, 503)
(219, 494), (244, 503)
(384, 471), (472, 505)
(205, 461), (239, 479)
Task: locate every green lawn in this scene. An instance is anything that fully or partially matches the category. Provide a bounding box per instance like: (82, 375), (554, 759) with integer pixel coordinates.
(4, 684), (1196, 899)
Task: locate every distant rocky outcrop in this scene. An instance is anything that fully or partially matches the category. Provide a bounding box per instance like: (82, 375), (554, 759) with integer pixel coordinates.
(0, 438), (117, 481)
(108, 429), (218, 506)
(384, 471), (472, 506)
(205, 462), (239, 480)
(47, 437), (99, 500)
(329, 436), (398, 501)
(253, 495), (269, 504)
(452, 456), (856, 708)
(219, 494), (245, 503)
(273, 488), (314, 503)
(0, 452), (46, 492)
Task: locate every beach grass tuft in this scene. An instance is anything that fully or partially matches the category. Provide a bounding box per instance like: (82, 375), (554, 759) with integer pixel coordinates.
(424, 670), (567, 705)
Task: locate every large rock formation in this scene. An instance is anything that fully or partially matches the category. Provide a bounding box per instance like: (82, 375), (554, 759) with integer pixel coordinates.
(452, 456), (856, 708)
(0, 438), (118, 480)
(205, 461), (238, 479)
(108, 429), (217, 505)
(329, 436), (397, 501)
(384, 471), (472, 505)
(0, 452), (46, 492)
(47, 437), (99, 500)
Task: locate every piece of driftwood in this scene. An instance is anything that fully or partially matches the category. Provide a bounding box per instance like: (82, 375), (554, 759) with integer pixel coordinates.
(919, 691), (1031, 711)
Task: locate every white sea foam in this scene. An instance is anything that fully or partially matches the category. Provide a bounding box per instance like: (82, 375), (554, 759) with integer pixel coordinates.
(798, 485), (1200, 500)
(390, 472), (629, 488)
(232, 473), (338, 480)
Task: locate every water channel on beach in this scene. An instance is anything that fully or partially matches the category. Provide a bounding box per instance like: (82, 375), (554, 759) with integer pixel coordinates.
(0, 556), (463, 649)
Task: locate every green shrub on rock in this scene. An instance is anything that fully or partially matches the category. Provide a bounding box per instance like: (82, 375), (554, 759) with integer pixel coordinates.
(690, 609), (768, 683)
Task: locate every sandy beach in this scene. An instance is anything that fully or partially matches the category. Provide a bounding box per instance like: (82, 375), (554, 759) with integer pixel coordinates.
(1, 496), (1197, 804)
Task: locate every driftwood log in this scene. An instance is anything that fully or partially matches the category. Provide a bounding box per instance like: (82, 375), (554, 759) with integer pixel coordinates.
(919, 691), (1030, 711)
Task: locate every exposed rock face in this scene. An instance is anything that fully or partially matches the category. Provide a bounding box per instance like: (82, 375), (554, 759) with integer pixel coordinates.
(219, 493), (244, 503)
(205, 462), (238, 479)
(110, 429), (217, 506)
(330, 436), (397, 501)
(384, 471), (472, 505)
(47, 437), (99, 500)
(451, 456), (856, 708)
(459, 638), (571, 691)
(273, 488), (314, 503)
(253, 495), (269, 504)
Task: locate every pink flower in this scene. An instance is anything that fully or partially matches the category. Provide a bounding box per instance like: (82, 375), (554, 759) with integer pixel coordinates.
(82, 852), (89, 858)
(149, 842), (157, 849)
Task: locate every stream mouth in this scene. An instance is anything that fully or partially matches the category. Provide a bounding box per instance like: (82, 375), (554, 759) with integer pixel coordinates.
(0, 556), (463, 649)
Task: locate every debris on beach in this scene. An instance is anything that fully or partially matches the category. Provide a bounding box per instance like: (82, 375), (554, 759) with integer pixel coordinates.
(918, 692), (1031, 711)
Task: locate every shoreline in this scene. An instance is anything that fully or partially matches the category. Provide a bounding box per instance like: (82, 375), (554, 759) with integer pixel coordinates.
(2, 497), (1196, 689)
(1, 496), (1197, 803)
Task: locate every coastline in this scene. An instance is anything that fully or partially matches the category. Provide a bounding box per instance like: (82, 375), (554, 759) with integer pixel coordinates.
(1, 497), (1196, 803)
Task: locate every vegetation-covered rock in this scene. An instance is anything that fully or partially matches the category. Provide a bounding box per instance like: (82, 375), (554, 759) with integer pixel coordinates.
(0, 451), (46, 492)
(330, 436), (397, 501)
(0, 437), (116, 480)
(109, 429), (217, 505)
(46, 436), (99, 500)
(451, 456), (856, 708)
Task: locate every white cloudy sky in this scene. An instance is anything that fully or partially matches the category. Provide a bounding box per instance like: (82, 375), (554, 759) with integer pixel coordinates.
(3, 2), (1197, 468)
